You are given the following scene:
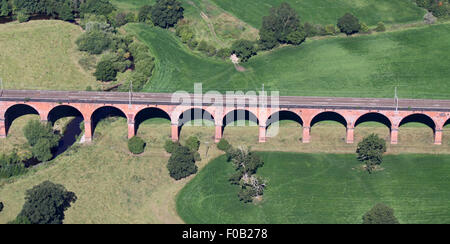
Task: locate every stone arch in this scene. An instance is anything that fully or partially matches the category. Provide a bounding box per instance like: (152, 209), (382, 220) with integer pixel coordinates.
(134, 107), (171, 135)
(90, 106), (128, 138)
(311, 111), (347, 128)
(3, 104), (40, 136)
(48, 105), (84, 125)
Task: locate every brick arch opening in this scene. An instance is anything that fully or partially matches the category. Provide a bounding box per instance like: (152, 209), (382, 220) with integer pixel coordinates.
(178, 108), (215, 138)
(399, 113), (436, 144)
(399, 114), (436, 132)
(90, 106), (127, 139)
(134, 107), (171, 135)
(48, 105), (84, 125)
(266, 110), (303, 139)
(222, 109), (259, 133)
(355, 112), (392, 128)
(311, 111), (347, 127)
(4, 104), (40, 136)
(354, 112), (392, 143)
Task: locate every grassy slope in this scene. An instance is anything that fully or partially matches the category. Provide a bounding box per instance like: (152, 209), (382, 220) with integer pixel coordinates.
(211, 0), (426, 28)
(1, 116), (449, 223)
(128, 22), (450, 98)
(0, 20), (97, 90)
(177, 151), (450, 224)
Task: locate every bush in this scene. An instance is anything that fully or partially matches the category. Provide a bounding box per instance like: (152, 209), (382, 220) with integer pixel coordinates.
(151, 0), (184, 28)
(128, 136), (146, 154)
(94, 59), (117, 81)
(216, 48), (231, 59)
(23, 120), (60, 162)
(80, 0), (116, 17)
(138, 5), (152, 23)
(362, 203), (399, 224)
(217, 138), (231, 152)
(187, 39), (198, 49)
(231, 39), (257, 63)
(337, 13), (361, 35)
(238, 187), (257, 203)
(76, 30), (112, 55)
(134, 58), (155, 78)
(325, 24), (337, 35)
(0, 151), (27, 179)
(16, 181), (77, 224)
(375, 22), (386, 32)
(164, 140), (180, 153)
(360, 22), (370, 33)
(167, 145), (197, 180)
(129, 42), (151, 62)
(185, 136), (200, 152)
(0, 0), (11, 17)
(16, 11), (30, 23)
(286, 29), (307, 45)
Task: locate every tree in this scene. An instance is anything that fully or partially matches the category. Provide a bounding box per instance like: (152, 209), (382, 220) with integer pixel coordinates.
(94, 59), (117, 81)
(167, 145), (197, 180)
(138, 5), (152, 23)
(0, 0), (11, 17)
(356, 134), (386, 173)
(362, 203), (399, 224)
(17, 181), (77, 224)
(128, 136), (146, 154)
(56, 1), (74, 21)
(151, 0), (184, 28)
(79, 0), (115, 17)
(23, 120), (60, 162)
(337, 13), (361, 35)
(231, 39), (257, 62)
(134, 58), (155, 78)
(259, 2), (304, 48)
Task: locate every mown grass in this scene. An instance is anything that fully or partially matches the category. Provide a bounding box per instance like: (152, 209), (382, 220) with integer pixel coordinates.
(0, 20), (97, 90)
(176, 151), (450, 224)
(211, 0), (426, 28)
(1, 116), (449, 223)
(127, 22), (450, 99)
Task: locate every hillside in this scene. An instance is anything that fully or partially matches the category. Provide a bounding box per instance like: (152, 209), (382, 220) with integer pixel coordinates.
(128, 22), (450, 99)
(0, 20), (97, 91)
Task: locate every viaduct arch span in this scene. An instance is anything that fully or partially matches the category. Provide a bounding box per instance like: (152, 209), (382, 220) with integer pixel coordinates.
(1, 90), (450, 145)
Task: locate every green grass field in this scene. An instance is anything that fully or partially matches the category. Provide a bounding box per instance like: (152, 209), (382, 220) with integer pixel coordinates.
(211, 0), (426, 28)
(128, 22), (450, 98)
(176, 151), (450, 224)
(0, 20), (97, 91)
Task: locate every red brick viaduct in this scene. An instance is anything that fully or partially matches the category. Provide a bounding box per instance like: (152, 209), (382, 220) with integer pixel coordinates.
(1, 90), (450, 145)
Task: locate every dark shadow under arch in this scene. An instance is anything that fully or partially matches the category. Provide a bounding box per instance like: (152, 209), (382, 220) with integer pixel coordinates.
(91, 106), (127, 137)
(48, 105), (83, 125)
(222, 109), (259, 134)
(444, 119), (450, 128)
(134, 107), (171, 135)
(311, 111), (347, 128)
(399, 114), (436, 132)
(266, 110), (303, 129)
(178, 108), (215, 136)
(355, 112), (392, 129)
(4, 104), (39, 135)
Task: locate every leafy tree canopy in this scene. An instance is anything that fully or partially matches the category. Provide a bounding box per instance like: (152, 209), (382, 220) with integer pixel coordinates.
(362, 203), (400, 224)
(17, 181), (77, 224)
(151, 0), (184, 28)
